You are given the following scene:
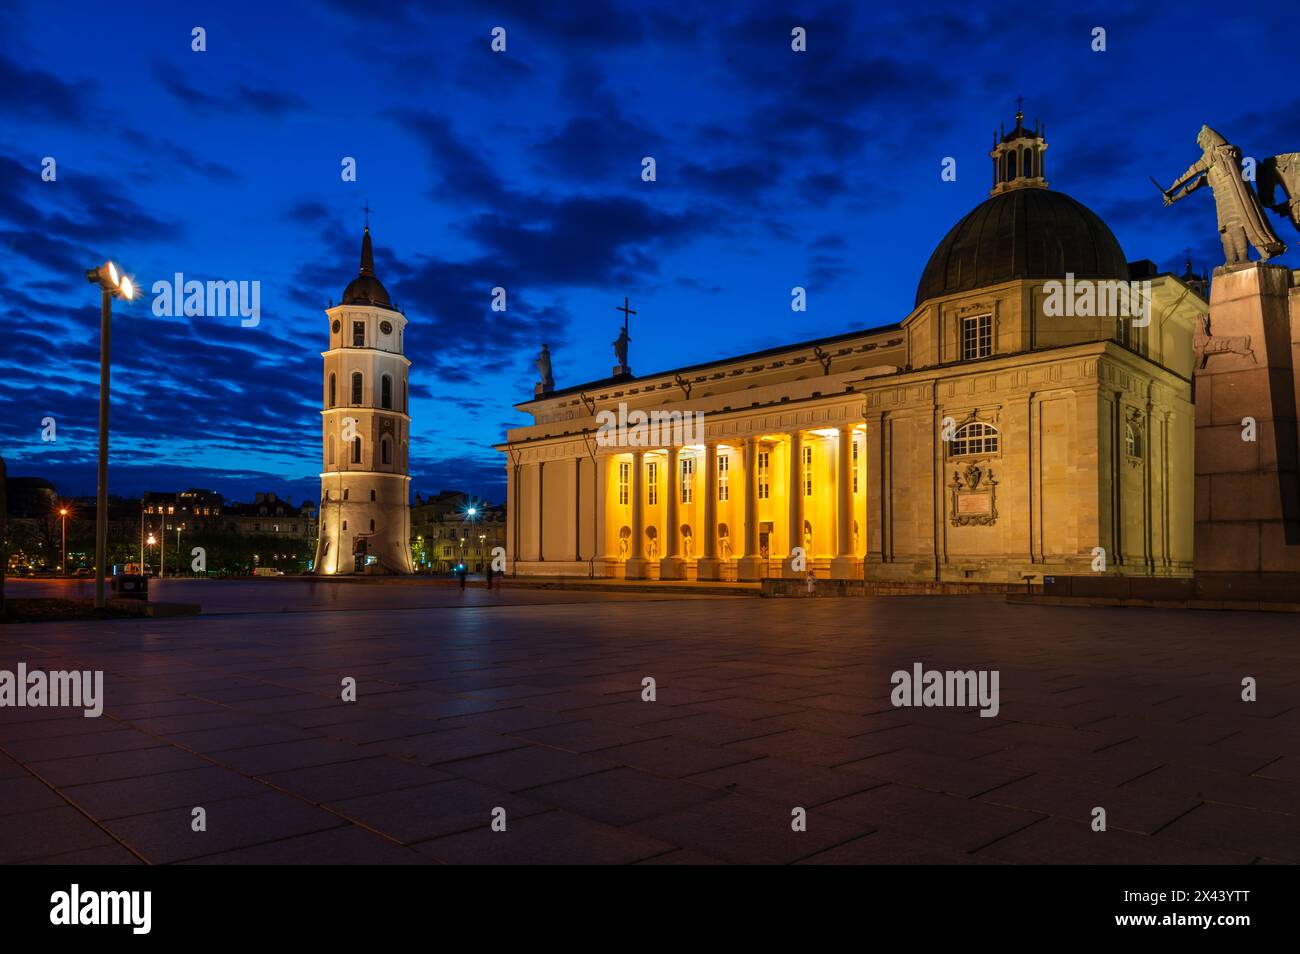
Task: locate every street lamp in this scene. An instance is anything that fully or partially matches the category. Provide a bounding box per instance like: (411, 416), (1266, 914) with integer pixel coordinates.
(58, 506), (69, 575)
(85, 260), (136, 608)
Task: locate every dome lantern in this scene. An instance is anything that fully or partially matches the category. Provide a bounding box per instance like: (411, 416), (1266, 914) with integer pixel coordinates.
(990, 102), (1048, 195)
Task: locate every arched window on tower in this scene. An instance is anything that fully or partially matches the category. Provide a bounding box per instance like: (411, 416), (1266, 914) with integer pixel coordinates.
(327, 435), (335, 466)
(351, 372), (363, 405)
(381, 436), (392, 466)
(328, 373), (336, 408)
(381, 374), (392, 410)
(1007, 150), (1017, 179)
(352, 437), (362, 464)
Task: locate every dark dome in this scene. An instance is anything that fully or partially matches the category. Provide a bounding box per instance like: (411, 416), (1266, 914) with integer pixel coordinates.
(915, 188), (1129, 308)
(341, 226), (394, 308)
(342, 273), (391, 308)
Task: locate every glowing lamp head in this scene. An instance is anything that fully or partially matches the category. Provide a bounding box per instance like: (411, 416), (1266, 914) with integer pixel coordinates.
(59, 508), (68, 516)
(467, 507), (477, 516)
(146, 533), (156, 545)
(86, 260), (137, 300)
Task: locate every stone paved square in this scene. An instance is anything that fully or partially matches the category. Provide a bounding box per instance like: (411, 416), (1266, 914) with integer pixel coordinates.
(1, 580), (1298, 864)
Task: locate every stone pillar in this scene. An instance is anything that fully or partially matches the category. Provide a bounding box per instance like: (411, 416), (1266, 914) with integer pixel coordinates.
(698, 442), (721, 580)
(738, 437), (764, 581)
(592, 454), (611, 573)
(831, 426), (859, 579)
(660, 446), (685, 579)
(863, 415), (887, 578)
(626, 451), (648, 579)
(1194, 263), (1300, 600)
(505, 459), (517, 572)
(782, 430), (805, 578)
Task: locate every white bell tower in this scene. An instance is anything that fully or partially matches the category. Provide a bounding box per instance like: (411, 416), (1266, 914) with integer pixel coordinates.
(314, 225), (414, 574)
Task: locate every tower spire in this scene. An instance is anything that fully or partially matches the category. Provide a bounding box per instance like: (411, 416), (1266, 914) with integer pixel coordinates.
(360, 225), (375, 277)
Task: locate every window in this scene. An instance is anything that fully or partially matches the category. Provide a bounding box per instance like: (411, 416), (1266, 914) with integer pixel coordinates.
(370, 519), (375, 531)
(328, 373), (336, 408)
(948, 421), (1000, 458)
(343, 521), (347, 530)
(1126, 422), (1143, 458)
(352, 321), (365, 347)
(618, 461), (629, 506)
(351, 437), (362, 464)
(852, 436), (859, 493)
(381, 437), (391, 465)
(681, 457), (694, 504)
(648, 461), (658, 505)
(327, 436), (335, 466)
(351, 372), (363, 405)
(718, 454), (729, 501)
(381, 374), (392, 410)
(1007, 150), (1017, 178)
(803, 444), (813, 497)
(758, 450), (770, 500)
(961, 314), (992, 360)
(370, 489), (376, 501)
(343, 489), (349, 500)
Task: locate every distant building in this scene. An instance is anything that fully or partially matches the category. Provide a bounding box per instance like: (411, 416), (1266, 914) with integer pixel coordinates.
(410, 490), (505, 573)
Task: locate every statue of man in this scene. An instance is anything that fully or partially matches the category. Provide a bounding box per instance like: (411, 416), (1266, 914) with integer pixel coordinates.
(1162, 126), (1286, 265)
(535, 343), (554, 391)
(613, 327), (630, 367)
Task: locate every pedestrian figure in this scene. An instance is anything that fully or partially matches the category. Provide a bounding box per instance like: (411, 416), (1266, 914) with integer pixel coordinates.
(485, 565), (493, 589)
(805, 569), (816, 596)
(459, 565), (466, 591)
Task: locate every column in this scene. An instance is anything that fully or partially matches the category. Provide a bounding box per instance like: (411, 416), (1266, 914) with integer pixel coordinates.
(660, 446), (684, 578)
(738, 437), (764, 581)
(626, 452), (647, 578)
(536, 461), (545, 563)
(831, 426), (859, 579)
(698, 442), (721, 580)
(592, 454), (610, 574)
(505, 459), (517, 572)
(864, 414), (887, 578)
(573, 456), (582, 562)
(783, 430), (805, 578)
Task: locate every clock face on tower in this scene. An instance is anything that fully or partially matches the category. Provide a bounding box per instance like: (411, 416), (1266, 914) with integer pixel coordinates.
(331, 320), (340, 333)
(380, 320), (393, 335)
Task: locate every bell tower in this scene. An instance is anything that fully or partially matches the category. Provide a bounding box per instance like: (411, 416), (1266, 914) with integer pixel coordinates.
(313, 225), (414, 575)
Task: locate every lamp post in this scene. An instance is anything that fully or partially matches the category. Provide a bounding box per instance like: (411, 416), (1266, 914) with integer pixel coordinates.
(58, 506), (68, 575)
(85, 261), (136, 608)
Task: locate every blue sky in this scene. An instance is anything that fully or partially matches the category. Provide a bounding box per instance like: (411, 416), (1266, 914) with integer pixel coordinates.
(3, 0), (1298, 506)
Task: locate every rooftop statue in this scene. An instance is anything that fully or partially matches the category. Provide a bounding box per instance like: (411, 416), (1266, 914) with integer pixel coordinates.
(535, 343), (554, 392)
(1159, 126), (1293, 265)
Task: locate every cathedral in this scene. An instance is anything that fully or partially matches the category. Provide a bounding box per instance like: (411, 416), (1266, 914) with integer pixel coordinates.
(498, 113), (1204, 585)
(313, 227), (415, 575)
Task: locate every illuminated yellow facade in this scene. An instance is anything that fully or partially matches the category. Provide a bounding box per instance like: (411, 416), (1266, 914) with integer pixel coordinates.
(499, 117), (1203, 585)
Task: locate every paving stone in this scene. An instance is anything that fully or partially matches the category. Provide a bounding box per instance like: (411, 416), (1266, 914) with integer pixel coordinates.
(27, 746), (210, 787)
(102, 792), (345, 863)
(522, 767), (723, 825)
(62, 765), (268, 820)
(978, 773), (1200, 834)
(975, 817), (1255, 865)
(449, 745), (616, 790)
(184, 826), (430, 864)
(819, 784), (1044, 852)
(417, 810), (676, 864)
(328, 779), (546, 843)
(0, 774), (65, 816)
(686, 756), (886, 807)
(261, 756), (451, 803)
(0, 805), (115, 863)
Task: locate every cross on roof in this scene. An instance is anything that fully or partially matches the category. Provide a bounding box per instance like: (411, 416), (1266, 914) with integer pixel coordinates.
(362, 200), (373, 228)
(616, 296), (636, 331)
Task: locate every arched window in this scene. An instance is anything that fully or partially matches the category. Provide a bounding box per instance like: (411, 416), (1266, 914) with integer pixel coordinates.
(370, 519), (376, 531)
(328, 373), (336, 408)
(948, 421), (1000, 458)
(351, 372), (363, 405)
(1007, 150), (1017, 178)
(1125, 422), (1143, 458)
(352, 437), (362, 464)
(381, 437), (391, 465)
(381, 374), (393, 410)
(342, 520), (347, 530)
(327, 435), (335, 466)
